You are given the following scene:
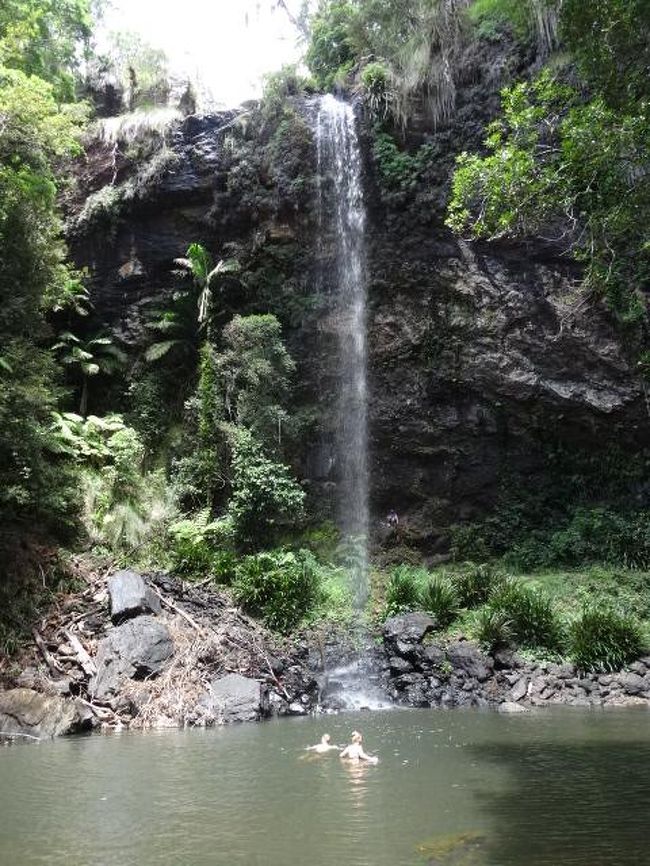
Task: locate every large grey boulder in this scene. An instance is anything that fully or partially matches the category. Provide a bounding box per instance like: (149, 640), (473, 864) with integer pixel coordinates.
(203, 674), (269, 723)
(447, 641), (494, 682)
(90, 616), (173, 700)
(0, 689), (88, 739)
(383, 612), (435, 647)
(108, 570), (161, 624)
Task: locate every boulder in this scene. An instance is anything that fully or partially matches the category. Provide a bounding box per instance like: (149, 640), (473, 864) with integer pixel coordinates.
(420, 643), (445, 669)
(509, 677), (529, 703)
(203, 674), (269, 723)
(389, 656), (414, 674)
(383, 612), (435, 647)
(90, 616), (174, 700)
(108, 570), (161, 624)
(617, 672), (646, 696)
(499, 701), (529, 714)
(447, 641), (494, 682)
(0, 689), (90, 739)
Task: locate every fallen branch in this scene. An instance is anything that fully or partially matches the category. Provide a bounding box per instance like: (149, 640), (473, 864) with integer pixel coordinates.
(0, 731), (41, 741)
(147, 585), (205, 635)
(63, 629), (97, 677)
(32, 629), (65, 675)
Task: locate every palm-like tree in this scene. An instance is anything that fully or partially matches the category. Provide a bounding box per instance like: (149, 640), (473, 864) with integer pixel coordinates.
(53, 331), (127, 416)
(175, 242), (239, 337)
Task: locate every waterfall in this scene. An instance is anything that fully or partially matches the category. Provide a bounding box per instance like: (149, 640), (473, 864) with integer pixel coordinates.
(315, 94), (369, 607)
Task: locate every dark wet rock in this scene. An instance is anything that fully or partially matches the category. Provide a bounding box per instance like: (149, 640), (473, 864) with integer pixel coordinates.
(0, 689), (90, 739)
(419, 643), (445, 669)
(509, 677), (529, 703)
(383, 613), (436, 647)
(446, 641), (493, 682)
(618, 672), (647, 696)
(389, 656), (414, 674)
(202, 674), (269, 723)
(90, 616), (174, 700)
(108, 570), (161, 624)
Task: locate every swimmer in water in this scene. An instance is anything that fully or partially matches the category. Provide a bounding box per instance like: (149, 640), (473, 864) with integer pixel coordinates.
(340, 730), (378, 764)
(305, 733), (340, 754)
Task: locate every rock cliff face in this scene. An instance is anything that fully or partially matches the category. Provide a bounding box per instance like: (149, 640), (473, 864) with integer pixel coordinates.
(69, 40), (647, 552)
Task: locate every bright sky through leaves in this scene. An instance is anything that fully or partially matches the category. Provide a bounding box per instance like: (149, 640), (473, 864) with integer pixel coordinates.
(99, 0), (306, 107)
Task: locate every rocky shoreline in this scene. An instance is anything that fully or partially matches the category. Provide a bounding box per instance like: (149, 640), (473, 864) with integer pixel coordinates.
(1, 576), (649, 742)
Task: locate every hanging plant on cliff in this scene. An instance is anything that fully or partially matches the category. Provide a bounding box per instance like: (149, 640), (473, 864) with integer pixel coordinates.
(174, 242), (240, 337)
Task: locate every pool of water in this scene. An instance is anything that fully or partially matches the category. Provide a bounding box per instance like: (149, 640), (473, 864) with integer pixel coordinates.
(1, 708), (649, 865)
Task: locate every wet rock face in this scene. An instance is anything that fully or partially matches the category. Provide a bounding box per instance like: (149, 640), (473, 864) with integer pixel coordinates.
(90, 616), (174, 700)
(380, 615), (650, 710)
(0, 689), (90, 739)
(202, 674), (270, 724)
(68, 55), (647, 546)
(108, 570), (161, 624)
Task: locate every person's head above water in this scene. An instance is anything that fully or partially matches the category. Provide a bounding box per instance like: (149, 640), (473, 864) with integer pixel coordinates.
(351, 731), (362, 744)
(321, 734), (331, 744)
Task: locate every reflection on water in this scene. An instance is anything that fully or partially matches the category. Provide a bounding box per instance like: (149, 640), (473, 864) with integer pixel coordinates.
(0, 709), (649, 866)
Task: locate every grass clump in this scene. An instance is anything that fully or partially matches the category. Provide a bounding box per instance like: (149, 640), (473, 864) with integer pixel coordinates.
(383, 564), (427, 617)
(474, 607), (514, 652)
(451, 562), (504, 608)
(421, 577), (458, 627)
(569, 608), (645, 673)
(488, 580), (562, 650)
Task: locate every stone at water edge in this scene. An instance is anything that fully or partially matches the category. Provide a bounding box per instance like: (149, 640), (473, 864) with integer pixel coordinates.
(202, 674), (270, 724)
(108, 570), (161, 624)
(0, 688), (92, 739)
(383, 612), (436, 646)
(498, 701), (529, 714)
(90, 616), (174, 700)
(446, 641), (494, 682)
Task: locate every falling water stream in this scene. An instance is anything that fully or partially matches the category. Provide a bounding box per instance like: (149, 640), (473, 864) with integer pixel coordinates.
(314, 96), (389, 709)
(315, 94), (369, 607)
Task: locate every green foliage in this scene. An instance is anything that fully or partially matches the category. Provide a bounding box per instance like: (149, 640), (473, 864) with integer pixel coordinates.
(474, 606), (514, 652)
(466, 0), (536, 42)
(0, 60), (87, 539)
(360, 62), (392, 120)
(233, 548), (320, 632)
(52, 331), (127, 415)
(305, 0), (358, 90)
(451, 562), (504, 607)
(383, 564), (427, 617)
(569, 607), (644, 673)
(216, 314), (295, 441)
(421, 577), (458, 627)
(371, 130), (433, 200)
(488, 579), (562, 650)
(268, 110), (314, 210)
(447, 37), (650, 324)
(0, 0), (91, 99)
(227, 430), (305, 549)
(167, 510), (235, 578)
(560, 0), (650, 109)
(262, 65), (315, 116)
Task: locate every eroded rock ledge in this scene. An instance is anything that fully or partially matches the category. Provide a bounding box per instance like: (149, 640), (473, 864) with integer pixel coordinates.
(379, 612), (650, 711)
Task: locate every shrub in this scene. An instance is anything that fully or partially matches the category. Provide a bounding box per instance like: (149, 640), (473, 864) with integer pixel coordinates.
(234, 549), (320, 633)
(569, 608), (644, 672)
(360, 62), (392, 119)
(227, 431), (305, 549)
(474, 607), (514, 652)
(490, 580), (562, 650)
(383, 565), (426, 618)
(421, 577), (458, 627)
(452, 563), (504, 608)
(167, 510), (235, 576)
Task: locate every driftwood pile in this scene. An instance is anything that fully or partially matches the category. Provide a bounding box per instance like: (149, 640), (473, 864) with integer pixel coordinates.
(3, 560), (315, 731)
